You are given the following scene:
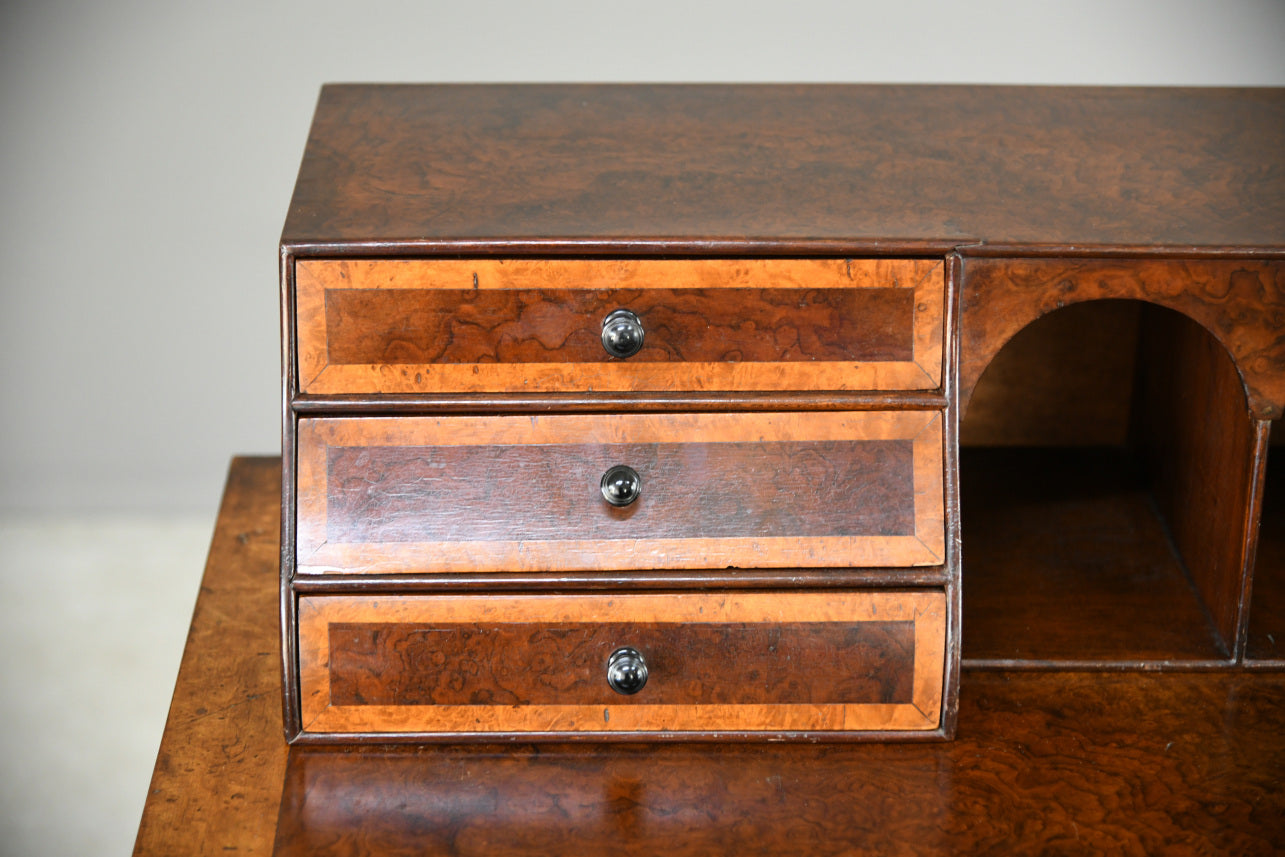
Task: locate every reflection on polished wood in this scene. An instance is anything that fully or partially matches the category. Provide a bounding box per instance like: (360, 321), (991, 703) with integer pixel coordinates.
(135, 459), (1285, 855)
(295, 411), (946, 574)
(296, 591), (946, 737)
(274, 668), (1285, 855)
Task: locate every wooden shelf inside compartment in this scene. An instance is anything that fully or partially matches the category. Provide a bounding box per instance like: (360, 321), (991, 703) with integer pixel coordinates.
(960, 447), (1227, 666)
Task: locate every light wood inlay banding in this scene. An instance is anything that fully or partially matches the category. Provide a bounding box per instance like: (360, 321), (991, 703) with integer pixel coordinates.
(295, 258), (944, 395)
(298, 591), (947, 735)
(295, 411), (945, 574)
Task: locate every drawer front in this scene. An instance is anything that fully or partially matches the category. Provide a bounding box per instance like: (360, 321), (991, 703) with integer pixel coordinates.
(295, 411), (945, 574)
(298, 591), (947, 736)
(294, 258), (944, 395)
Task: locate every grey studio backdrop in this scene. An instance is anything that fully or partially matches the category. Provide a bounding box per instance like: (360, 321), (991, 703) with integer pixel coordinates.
(2, 0), (1284, 517)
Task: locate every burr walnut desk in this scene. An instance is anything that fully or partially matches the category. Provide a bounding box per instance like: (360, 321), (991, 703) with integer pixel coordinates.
(132, 458), (1285, 855)
(278, 85), (1285, 745)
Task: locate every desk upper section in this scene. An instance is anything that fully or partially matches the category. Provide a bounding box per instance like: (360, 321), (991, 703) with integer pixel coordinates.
(282, 84), (1285, 253)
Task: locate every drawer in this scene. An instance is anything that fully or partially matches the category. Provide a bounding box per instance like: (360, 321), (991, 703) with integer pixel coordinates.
(295, 410), (945, 574)
(293, 258), (944, 395)
(297, 590), (947, 736)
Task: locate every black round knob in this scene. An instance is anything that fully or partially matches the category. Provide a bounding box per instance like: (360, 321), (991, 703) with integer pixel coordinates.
(600, 464), (641, 507)
(601, 309), (644, 359)
(607, 647), (648, 695)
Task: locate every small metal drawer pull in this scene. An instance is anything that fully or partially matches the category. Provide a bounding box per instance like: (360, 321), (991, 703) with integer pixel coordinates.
(600, 464), (641, 507)
(606, 647), (649, 695)
(601, 309), (645, 358)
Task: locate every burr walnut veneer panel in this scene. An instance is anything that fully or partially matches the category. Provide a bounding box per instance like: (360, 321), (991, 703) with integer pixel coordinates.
(134, 460), (1285, 854)
(297, 591), (947, 736)
(959, 257), (1285, 419)
(282, 86), (1285, 250)
(295, 411), (945, 574)
(296, 258), (945, 395)
(277, 83), (1285, 747)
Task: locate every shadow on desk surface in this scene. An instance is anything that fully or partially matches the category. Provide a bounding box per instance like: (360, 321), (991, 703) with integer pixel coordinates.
(135, 458), (1285, 857)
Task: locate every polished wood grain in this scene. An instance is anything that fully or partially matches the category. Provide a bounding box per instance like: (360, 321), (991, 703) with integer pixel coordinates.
(1133, 304), (1259, 654)
(959, 257), (1285, 419)
(133, 459), (1285, 855)
(960, 301), (1141, 447)
(1248, 453), (1285, 662)
(962, 303), (1263, 661)
(273, 671), (1285, 856)
(289, 390), (952, 414)
(295, 411), (946, 574)
(296, 591), (947, 736)
(960, 448), (1227, 665)
(282, 85), (1285, 251)
(323, 441), (913, 542)
(295, 258), (944, 394)
(326, 622), (915, 706)
(133, 458), (287, 857)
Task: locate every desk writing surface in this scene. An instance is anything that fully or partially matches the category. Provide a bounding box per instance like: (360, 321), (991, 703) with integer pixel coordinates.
(132, 458), (287, 856)
(133, 457), (1285, 856)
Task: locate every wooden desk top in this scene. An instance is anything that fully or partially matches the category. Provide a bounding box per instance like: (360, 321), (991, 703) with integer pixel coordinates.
(283, 84), (1285, 253)
(134, 458), (1285, 855)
